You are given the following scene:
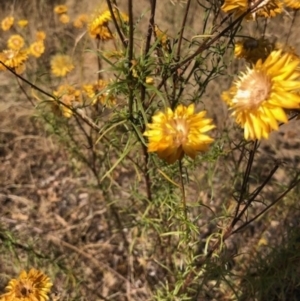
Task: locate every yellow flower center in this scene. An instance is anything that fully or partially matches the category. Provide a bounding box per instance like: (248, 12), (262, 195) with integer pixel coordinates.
(233, 69), (272, 110)
(249, 0), (271, 9)
(169, 118), (189, 147)
(16, 281), (33, 298)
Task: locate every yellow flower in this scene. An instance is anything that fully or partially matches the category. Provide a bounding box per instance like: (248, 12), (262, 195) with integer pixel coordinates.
(222, 50), (300, 140)
(1, 16), (14, 31)
(146, 77), (154, 85)
(0, 49), (28, 70)
(29, 41), (45, 58)
(53, 84), (81, 117)
(59, 14), (70, 24)
(7, 35), (25, 51)
(144, 104), (215, 164)
(36, 31), (46, 41)
(54, 5), (67, 14)
(154, 25), (170, 51)
(102, 50), (124, 59)
(50, 54), (74, 77)
(73, 14), (88, 28)
(0, 268), (52, 301)
(17, 19), (28, 28)
(284, 0), (300, 9)
(82, 80), (116, 107)
(88, 9), (113, 40)
(221, 0), (282, 19)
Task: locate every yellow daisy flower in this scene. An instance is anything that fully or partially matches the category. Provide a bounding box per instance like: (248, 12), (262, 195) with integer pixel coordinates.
(36, 31), (46, 41)
(222, 50), (300, 140)
(0, 49), (28, 70)
(73, 14), (88, 28)
(29, 41), (45, 58)
(82, 80), (116, 107)
(50, 54), (74, 77)
(146, 77), (154, 85)
(1, 16), (14, 31)
(0, 268), (52, 301)
(88, 9), (113, 40)
(59, 14), (70, 24)
(221, 0), (283, 19)
(143, 104), (215, 164)
(17, 19), (28, 28)
(154, 25), (170, 51)
(7, 35), (25, 51)
(53, 84), (81, 117)
(54, 5), (67, 14)
(284, 0), (300, 9)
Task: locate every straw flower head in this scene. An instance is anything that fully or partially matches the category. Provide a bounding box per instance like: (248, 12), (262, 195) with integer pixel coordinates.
(0, 49), (28, 71)
(222, 50), (300, 140)
(59, 14), (70, 24)
(53, 84), (81, 117)
(284, 0), (300, 9)
(73, 14), (88, 28)
(0, 268), (52, 301)
(7, 35), (25, 51)
(1, 16), (14, 31)
(29, 41), (45, 58)
(222, 0), (283, 19)
(54, 5), (67, 14)
(50, 54), (74, 77)
(88, 8), (114, 40)
(17, 20), (28, 28)
(36, 31), (46, 41)
(144, 104), (215, 164)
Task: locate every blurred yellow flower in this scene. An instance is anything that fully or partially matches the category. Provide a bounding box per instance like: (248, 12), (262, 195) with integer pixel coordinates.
(53, 84), (81, 117)
(73, 14), (88, 28)
(154, 25), (170, 51)
(54, 5), (67, 14)
(0, 268), (52, 301)
(221, 0), (282, 19)
(36, 31), (46, 41)
(59, 14), (70, 24)
(0, 49), (28, 70)
(1, 16), (14, 31)
(144, 104), (215, 164)
(17, 19), (28, 27)
(222, 50), (300, 140)
(29, 41), (45, 58)
(7, 35), (25, 51)
(50, 54), (74, 77)
(82, 80), (116, 107)
(284, 0), (300, 9)
(234, 37), (275, 64)
(145, 77), (154, 85)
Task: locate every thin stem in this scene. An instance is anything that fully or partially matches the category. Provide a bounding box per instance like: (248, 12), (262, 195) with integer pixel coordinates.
(232, 174), (300, 234)
(171, 0), (267, 72)
(176, 0), (191, 61)
(0, 60), (55, 100)
(233, 162), (279, 228)
(232, 140), (258, 224)
(179, 159), (187, 221)
(144, 0), (156, 57)
(127, 0), (134, 117)
(106, 0), (127, 48)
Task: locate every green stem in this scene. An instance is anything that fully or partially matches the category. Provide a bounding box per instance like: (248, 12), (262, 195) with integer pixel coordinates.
(178, 159), (187, 221)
